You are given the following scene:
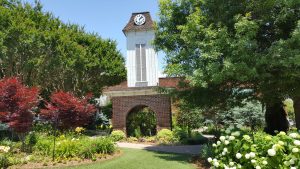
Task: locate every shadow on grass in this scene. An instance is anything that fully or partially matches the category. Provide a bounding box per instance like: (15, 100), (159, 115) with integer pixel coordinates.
(142, 147), (193, 165)
(142, 144), (202, 155)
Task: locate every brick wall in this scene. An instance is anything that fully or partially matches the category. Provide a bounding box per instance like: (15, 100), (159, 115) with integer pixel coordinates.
(111, 94), (172, 133)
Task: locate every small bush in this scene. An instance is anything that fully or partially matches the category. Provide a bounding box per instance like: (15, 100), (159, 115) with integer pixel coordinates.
(145, 136), (156, 143)
(0, 154), (10, 169)
(156, 129), (177, 144)
(110, 130), (126, 141)
(173, 127), (188, 141)
(127, 137), (138, 143)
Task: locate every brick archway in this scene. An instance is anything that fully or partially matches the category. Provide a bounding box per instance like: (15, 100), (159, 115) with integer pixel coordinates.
(111, 94), (172, 133)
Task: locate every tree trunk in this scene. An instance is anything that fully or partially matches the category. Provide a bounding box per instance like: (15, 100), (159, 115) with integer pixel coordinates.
(264, 101), (289, 135)
(294, 97), (300, 130)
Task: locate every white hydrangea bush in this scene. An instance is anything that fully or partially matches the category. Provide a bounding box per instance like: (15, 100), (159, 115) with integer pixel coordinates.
(208, 127), (300, 169)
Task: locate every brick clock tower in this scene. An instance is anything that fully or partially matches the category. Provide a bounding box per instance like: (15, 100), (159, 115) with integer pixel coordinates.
(102, 12), (181, 134)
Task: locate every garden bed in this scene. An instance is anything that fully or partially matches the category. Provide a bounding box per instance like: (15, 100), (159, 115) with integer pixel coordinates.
(8, 150), (122, 169)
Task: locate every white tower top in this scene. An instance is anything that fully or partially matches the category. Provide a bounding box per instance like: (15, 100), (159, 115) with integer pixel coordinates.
(123, 12), (159, 87)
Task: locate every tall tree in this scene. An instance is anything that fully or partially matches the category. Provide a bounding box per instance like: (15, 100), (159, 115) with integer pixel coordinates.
(155, 0), (300, 129)
(0, 0), (126, 97)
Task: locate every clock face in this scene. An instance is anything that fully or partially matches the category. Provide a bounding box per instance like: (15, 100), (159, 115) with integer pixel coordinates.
(134, 14), (146, 25)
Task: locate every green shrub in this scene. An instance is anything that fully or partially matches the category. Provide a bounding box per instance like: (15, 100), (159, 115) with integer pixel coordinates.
(55, 138), (78, 158)
(200, 143), (214, 159)
(0, 154), (10, 169)
(126, 107), (157, 137)
(78, 137), (115, 159)
(145, 136), (156, 143)
(127, 137), (138, 143)
(110, 130), (126, 141)
(208, 127), (300, 168)
(34, 136), (53, 156)
(173, 127), (188, 141)
(25, 132), (38, 152)
(156, 129), (177, 144)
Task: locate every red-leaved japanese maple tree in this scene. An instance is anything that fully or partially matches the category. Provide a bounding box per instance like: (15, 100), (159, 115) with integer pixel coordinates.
(0, 77), (39, 141)
(40, 91), (96, 130)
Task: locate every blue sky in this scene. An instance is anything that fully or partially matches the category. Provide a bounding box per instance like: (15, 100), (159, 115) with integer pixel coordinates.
(22, 0), (166, 76)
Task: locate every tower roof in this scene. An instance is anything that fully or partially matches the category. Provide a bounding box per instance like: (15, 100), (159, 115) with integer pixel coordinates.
(122, 12), (154, 34)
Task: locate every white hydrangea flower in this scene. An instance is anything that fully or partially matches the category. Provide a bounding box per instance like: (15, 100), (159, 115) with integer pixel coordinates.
(220, 136), (226, 142)
(251, 159), (256, 163)
(225, 140), (230, 145)
(223, 148), (228, 152)
(217, 141), (221, 145)
(236, 153), (242, 159)
(267, 149), (276, 156)
(255, 166), (261, 169)
(292, 148), (299, 153)
(278, 131), (286, 135)
(289, 133), (298, 138)
(237, 164), (242, 168)
(207, 157), (212, 162)
(249, 152), (255, 158)
(229, 136), (235, 140)
(213, 158), (218, 162)
(289, 159), (295, 165)
(278, 141), (284, 145)
(245, 153), (250, 159)
(222, 151), (226, 155)
(225, 129), (231, 134)
(229, 162), (234, 166)
(236, 124), (243, 129)
(262, 161), (268, 165)
(291, 167), (296, 169)
(231, 167), (237, 169)
(294, 140), (300, 146)
(224, 165), (229, 169)
(213, 161), (219, 167)
(272, 144), (280, 150)
(284, 161), (290, 166)
(243, 135), (251, 140)
(231, 131), (240, 137)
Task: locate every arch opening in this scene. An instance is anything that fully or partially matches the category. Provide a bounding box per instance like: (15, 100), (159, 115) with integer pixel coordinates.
(126, 105), (157, 137)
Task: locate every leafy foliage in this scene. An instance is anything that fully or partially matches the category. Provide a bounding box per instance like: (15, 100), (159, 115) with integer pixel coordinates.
(176, 101), (203, 136)
(40, 91), (96, 130)
(126, 107), (157, 137)
(0, 77), (39, 134)
(0, 0), (126, 97)
(155, 0), (300, 110)
(218, 100), (265, 130)
(156, 129), (177, 144)
(110, 130), (126, 141)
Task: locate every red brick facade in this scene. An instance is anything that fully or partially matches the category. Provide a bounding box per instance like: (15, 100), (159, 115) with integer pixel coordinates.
(111, 95), (172, 133)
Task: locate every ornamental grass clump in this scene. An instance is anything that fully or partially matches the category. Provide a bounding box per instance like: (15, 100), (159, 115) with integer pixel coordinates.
(208, 126), (300, 169)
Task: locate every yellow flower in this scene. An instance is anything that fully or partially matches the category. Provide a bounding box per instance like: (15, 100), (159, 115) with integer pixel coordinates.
(75, 127), (85, 133)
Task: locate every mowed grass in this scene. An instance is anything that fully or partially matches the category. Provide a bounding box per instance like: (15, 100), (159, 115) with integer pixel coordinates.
(59, 148), (196, 169)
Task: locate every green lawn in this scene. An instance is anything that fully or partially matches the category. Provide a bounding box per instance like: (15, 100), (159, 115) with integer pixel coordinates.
(59, 148), (196, 169)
